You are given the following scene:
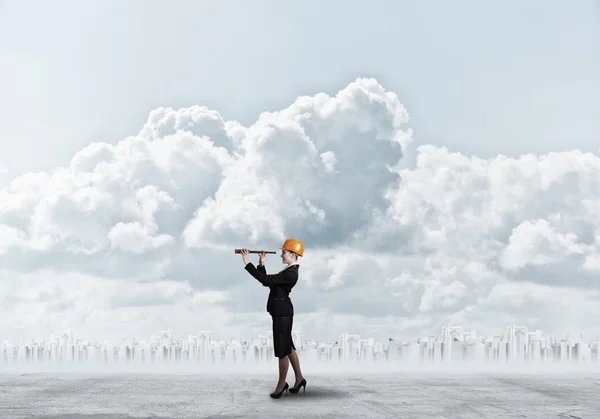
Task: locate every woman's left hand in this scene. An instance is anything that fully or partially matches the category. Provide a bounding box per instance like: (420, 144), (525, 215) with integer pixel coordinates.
(241, 248), (250, 265)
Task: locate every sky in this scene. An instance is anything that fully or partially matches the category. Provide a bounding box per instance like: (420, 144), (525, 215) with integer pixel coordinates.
(0, 0), (599, 345)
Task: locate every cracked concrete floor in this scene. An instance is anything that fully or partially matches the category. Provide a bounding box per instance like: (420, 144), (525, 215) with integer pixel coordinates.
(0, 372), (599, 418)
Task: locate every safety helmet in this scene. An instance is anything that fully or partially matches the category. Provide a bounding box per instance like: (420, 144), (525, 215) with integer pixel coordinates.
(280, 238), (304, 257)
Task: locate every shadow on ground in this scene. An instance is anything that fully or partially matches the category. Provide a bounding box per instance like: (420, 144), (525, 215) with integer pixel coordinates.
(274, 386), (348, 401)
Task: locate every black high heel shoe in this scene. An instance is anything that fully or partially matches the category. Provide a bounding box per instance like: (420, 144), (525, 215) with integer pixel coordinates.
(289, 378), (307, 394)
(270, 382), (289, 399)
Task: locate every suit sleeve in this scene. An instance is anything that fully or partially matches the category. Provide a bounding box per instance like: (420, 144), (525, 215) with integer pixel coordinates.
(245, 263), (297, 287)
(257, 264), (266, 274)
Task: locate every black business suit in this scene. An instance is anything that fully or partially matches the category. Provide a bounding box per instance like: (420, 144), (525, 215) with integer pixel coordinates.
(245, 262), (299, 358)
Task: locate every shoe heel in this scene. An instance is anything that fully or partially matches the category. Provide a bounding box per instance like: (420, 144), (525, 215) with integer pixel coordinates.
(290, 378), (307, 394)
(270, 382), (289, 399)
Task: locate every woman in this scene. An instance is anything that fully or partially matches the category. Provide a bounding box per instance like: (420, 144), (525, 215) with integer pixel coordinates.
(241, 238), (307, 399)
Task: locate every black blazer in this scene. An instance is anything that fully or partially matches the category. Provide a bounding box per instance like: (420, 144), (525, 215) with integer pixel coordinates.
(245, 263), (299, 316)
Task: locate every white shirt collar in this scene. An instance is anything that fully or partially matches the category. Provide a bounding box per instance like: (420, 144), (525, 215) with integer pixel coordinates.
(278, 262), (299, 273)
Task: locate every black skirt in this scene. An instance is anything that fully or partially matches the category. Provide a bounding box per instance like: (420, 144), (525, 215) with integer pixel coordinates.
(272, 315), (296, 358)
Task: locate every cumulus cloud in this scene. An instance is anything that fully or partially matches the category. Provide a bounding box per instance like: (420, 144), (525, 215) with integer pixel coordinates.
(181, 78), (411, 250)
(1, 78), (600, 343)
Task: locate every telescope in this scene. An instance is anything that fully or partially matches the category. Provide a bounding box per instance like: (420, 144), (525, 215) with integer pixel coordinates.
(234, 249), (277, 254)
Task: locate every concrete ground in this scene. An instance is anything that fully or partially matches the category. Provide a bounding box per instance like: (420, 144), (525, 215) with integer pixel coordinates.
(0, 371), (599, 418)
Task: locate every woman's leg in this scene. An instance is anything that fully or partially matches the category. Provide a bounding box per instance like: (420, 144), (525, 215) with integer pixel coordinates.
(277, 356), (290, 389)
(287, 315), (304, 386)
(288, 349), (304, 387)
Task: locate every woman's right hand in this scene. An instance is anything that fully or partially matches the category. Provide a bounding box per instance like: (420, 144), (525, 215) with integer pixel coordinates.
(259, 251), (266, 265)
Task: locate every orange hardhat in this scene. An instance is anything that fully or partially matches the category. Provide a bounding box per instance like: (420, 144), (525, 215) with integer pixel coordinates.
(280, 238), (304, 257)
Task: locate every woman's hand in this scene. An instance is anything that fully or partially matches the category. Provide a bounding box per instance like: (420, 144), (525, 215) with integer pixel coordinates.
(259, 251), (266, 266)
(241, 248), (250, 265)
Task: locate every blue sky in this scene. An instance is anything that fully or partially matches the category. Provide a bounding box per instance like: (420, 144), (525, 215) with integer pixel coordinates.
(1, 0), (600, 343)
(1, 0), (598, 178)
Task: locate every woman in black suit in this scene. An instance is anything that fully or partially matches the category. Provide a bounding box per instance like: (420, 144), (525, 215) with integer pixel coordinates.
(241, 238), (307, 399)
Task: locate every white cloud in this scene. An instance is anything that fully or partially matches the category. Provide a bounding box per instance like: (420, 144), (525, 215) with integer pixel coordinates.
(1, 78), (600, 343)
(107, 221), (173, 254)
(182, 78), (409, 250)
(500, 219), (587, 270)
(319, 151), (338, 175)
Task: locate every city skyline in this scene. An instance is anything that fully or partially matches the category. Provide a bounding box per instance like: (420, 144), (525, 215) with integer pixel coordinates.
(3, 323), (600, 371)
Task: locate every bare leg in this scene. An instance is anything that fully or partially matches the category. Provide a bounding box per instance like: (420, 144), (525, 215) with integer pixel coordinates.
(288, 349), (304, 387)
(276, 356), (289, 390)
